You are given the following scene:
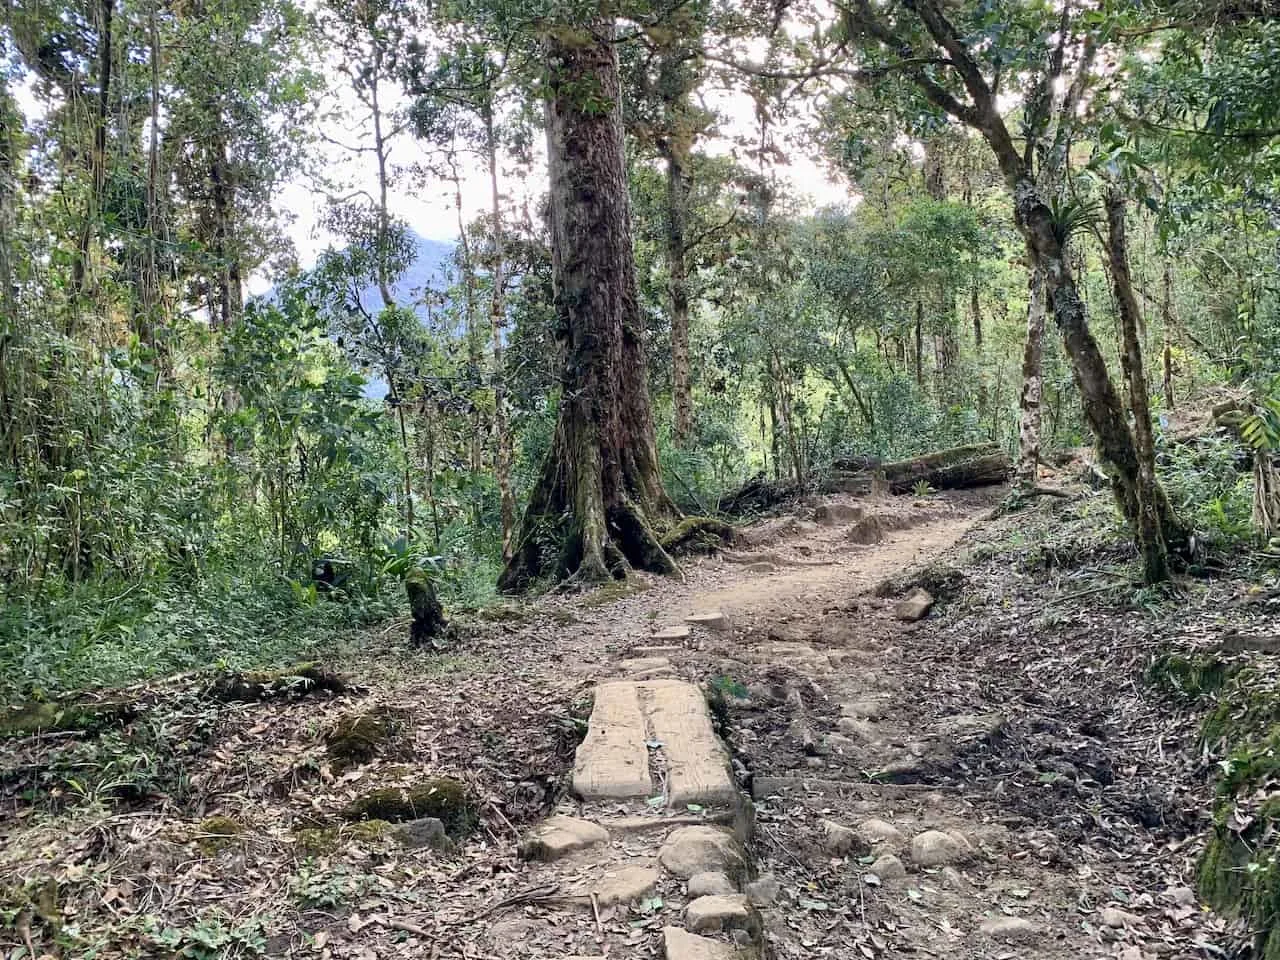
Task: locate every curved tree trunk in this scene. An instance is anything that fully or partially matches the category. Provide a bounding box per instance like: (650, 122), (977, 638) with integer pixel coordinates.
(1105, 190), (1171, 583)
(498, 20), (679, 593)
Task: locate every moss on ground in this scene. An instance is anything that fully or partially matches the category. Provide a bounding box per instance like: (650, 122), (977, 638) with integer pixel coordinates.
(341, 777), (475, 836)
(660, 516), (736, 556)
(324, 707), (407, 769)
(1201, 668), (1280, 748)
(197, 815), (244, 855)
(0, 699), (136, 739)
(294, 820), (394, 855)
(1145, 651), (1233, 700)
(1190, 664), (1280, 958)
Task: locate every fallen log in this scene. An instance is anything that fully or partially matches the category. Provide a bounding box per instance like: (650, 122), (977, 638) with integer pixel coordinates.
(832, 442), (997, 476)
(836, 443), (1011, 494)
(885, 451), (1011, 493)
(716, 474), (803, 516)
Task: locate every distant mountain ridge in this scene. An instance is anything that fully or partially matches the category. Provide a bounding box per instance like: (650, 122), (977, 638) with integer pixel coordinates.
(357, 231), (456, 315)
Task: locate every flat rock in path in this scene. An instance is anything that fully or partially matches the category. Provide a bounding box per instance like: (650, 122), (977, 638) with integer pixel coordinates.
(688, 871), (737, 897)
(573, 682), (652, 800)
(662, 926), (754, 960)
(745, 561), (776, 573)
(857, 818), (905, 846)
(519, 815), (609, 861)
(658, 826), (747, 880)
(590, 865), (659, 907)
(979, 916), (1039, 941)
(685, 609), (733, 632)
(654, 625), (692, 641)
(641, 679), (737, 808)
(894, 588), (935, 622)
(685, 894), (762, 939)
(910, 829), (967, 867)
(619, 656), (674, 676)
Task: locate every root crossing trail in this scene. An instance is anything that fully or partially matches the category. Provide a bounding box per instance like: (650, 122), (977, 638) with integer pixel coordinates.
(496, 488), (1146, 959)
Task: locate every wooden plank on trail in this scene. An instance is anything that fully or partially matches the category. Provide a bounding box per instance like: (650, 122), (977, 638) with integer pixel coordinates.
(573, 682), (653, 800)
(641, 679), (737, 809)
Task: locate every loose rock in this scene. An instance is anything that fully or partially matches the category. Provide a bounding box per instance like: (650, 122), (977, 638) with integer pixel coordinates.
(685, 895), (762, 939)
(819, 819), (866, 857)
(391, 817), (451, 851)
(688, 871), (737, 897)
(910, 829), (965, 866)
(894, 587), (935, 621)
(658, 826), (748, 880)
(869, 853), (907, 881)
(518, 815), (609, 862)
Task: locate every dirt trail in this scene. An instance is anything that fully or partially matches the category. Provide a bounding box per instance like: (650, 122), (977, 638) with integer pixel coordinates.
(499, 485), (1211, 960)
(493, 487), (1122, 958)
(2, 488), (1210, 960)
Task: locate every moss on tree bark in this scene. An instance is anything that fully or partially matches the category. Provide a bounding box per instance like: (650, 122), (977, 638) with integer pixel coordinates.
(499, 20), (679, 592)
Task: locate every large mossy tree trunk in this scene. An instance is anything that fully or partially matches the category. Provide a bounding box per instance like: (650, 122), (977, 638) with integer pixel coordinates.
(498, 20), (679, 593)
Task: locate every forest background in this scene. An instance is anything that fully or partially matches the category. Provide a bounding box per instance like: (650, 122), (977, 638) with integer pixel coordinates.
(1, 0), (1278, 698)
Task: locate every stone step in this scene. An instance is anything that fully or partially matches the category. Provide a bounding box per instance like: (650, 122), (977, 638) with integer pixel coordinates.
(662, 926), (757, 959)
(518, 815), (609, 862)
(644, 679), (737, 808)
(653, 624), (692, 641)
(685, 609), (732, 632)
(574, 679), (736, 808)
(573, 682), (653, 800)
